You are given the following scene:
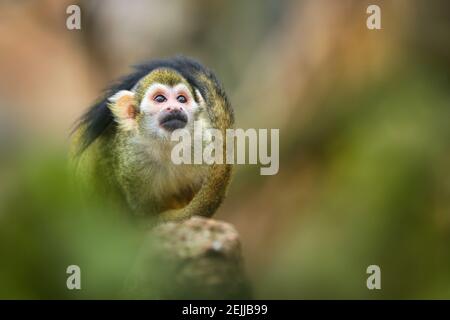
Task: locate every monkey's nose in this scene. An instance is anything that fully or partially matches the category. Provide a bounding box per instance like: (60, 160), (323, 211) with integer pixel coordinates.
(166, 107), (183, 113)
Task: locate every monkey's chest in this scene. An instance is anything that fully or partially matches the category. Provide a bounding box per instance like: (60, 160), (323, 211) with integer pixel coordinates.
(124, 161), (208, 214)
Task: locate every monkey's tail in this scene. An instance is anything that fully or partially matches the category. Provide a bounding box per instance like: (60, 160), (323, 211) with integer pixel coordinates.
(183, 71), (234, 218)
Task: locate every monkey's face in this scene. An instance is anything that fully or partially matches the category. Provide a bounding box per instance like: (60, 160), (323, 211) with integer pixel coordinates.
(108, 69), (207, 141)
(138, 82), (201, 138)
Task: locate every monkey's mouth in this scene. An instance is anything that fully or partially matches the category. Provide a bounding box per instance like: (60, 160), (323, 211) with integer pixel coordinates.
(159, 112), (188, 131)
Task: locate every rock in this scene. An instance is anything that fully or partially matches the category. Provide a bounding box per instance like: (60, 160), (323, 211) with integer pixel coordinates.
(125, 216), (251, 299)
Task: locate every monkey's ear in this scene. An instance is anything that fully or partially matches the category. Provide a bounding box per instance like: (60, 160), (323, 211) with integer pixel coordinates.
(108, 90), (138, 131)
(194, 89), (206, 107)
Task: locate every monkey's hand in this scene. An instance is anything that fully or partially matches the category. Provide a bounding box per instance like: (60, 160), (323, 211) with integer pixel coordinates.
(157, 208), (192, 223)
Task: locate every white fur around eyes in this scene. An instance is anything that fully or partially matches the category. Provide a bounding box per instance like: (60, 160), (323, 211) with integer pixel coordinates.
(139, 83), (197, 113)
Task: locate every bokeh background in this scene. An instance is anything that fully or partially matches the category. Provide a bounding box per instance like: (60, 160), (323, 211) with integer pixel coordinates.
(0, 0), (449, 299)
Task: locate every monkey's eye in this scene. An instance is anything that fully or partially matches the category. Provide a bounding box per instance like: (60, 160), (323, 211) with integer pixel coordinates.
(177, 95), (187, 103)
(154, 95), (167, 103)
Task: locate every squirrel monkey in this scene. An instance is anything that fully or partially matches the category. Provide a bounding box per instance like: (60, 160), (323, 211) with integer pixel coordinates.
(72, 57), (234, 222)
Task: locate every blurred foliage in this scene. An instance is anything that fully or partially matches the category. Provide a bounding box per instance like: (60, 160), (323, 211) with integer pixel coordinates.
(0, 149), (144, 298)
(258, 65), (450, 299)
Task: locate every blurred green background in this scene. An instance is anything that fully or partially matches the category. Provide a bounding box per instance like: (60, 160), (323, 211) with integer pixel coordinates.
(0, 0), (449, 299)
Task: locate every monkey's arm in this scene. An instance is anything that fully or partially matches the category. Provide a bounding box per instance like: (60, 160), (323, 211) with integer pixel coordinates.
(158, 163), (233, 222)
